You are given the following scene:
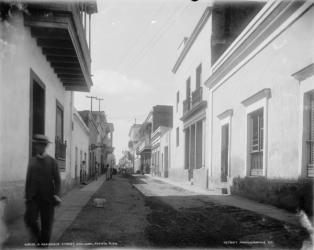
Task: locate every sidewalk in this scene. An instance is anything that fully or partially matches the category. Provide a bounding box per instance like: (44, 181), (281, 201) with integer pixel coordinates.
(3, 175), (106, 249)
(146, 174), (301, 226)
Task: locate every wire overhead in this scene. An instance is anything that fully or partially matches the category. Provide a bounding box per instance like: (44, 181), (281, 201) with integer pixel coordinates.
(119, 2), (191, 74)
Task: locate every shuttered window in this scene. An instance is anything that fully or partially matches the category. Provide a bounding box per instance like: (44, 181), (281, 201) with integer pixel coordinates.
(249, 108), (264, 176)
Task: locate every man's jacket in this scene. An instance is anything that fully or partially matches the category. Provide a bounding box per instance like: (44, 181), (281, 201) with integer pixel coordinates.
(25, 155), (61, 204)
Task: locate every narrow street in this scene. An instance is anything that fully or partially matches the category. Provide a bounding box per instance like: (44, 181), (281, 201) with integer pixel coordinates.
(59, 175), (309, 249)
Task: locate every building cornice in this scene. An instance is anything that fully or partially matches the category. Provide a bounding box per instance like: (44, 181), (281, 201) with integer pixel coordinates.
(205, 0), (312, 91)
(172, 6), (212, 74)
(292, 63), (314, 82)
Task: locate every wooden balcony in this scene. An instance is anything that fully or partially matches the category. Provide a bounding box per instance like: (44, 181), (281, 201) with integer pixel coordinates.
(23, 2), (97, 92)
(137, 137), (152, 154)
(192, 87), (203, 108)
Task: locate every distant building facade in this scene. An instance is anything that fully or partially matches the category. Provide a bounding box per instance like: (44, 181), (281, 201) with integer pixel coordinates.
(78, 111), (100, 179)
(128, 124), (142, 173)
(135, 105), (173, 174)
(152, 126), (172, 178)
(92, 111), (114, 173)
(72, 109), (90, 184)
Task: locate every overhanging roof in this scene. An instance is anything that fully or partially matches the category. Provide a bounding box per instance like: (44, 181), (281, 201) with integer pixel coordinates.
(23, 3), (96, 92)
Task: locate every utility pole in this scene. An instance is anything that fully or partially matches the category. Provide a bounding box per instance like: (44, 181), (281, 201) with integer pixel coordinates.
(96, 97), (104, 112)
(86, 96), (97, 113)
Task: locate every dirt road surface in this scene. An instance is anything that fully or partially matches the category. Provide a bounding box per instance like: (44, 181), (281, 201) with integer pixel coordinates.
(59, 174), (310, 249)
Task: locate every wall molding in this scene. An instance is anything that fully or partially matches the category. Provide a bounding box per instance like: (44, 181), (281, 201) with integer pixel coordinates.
(217, 109), (233, 120)
(241, 88), (271, 107)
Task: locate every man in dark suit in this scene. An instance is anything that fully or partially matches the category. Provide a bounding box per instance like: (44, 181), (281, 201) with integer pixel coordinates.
(24, 134), (61, 246)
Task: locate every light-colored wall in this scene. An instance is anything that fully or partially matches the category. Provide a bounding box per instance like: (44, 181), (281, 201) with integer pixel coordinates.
(160, 129), (171, 177)
(72, 111), (90, 180)
(0, 13), (74, 220)
(209, 7), (314, 182)
(171, 11), (212, 182)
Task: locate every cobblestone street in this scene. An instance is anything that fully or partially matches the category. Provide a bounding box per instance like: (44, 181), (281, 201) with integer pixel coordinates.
(59, 175), (310, 249)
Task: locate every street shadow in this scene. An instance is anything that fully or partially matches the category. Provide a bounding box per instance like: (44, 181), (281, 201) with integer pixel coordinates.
(125, 174), (147, 184)
(143, 195), (310, 249)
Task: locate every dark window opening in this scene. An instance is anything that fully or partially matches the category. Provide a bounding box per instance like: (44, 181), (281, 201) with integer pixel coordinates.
(176, 127), (179, 147)
(30, 70), (46, 157)
(196, 64), (202, 89)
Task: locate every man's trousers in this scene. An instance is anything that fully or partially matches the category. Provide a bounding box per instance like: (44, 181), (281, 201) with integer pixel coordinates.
(24, 200), (55, 245)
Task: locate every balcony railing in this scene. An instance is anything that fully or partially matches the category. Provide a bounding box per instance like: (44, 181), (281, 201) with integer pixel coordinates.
(138, 137), (152, 153)
(55, 137), (67, 161)
(192, 87), (203, 108)
(183, 87), (204, 115)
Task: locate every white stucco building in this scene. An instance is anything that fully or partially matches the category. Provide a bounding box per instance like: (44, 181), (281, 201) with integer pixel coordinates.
(205, 0), (314, 191)
(170, 1), (263, 189)
(170, 7), (212, 188)
(152, 126), (172, 178)
(0, 2), (97, 220)
(72, 109), (90, 183)
(170, 0), (313, 193)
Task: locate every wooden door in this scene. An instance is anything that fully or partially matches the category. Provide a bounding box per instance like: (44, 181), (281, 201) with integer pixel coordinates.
(164, 146), (169, 178)
(221, 124), (229, 182)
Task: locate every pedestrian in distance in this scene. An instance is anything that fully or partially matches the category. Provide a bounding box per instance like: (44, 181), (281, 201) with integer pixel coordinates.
(106, 164), (110, 180)
(24, 134), (61, 247)
(95, 162), (98, 180)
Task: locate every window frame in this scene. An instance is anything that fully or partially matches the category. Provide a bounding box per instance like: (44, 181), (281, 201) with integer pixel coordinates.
(242, 89), (270, 177)
(56, 99), (64, 141)
(186, 77), (191, 99)
(196, 63), (202, 89)
(217, 109), (233, 181)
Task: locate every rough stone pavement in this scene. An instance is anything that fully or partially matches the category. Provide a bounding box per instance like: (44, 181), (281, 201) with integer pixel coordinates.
(144, 174), (302, 226)
(133, 175), (311, 249)
(59, 174), (151, 248)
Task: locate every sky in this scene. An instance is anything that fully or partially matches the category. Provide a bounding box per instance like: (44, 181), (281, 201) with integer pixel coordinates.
(74, 0), (209, 160)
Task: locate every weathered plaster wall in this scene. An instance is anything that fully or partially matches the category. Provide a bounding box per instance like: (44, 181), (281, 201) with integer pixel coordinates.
(71, 111), (90, 181)
(171, 11), (212, 184)
(160, 129), (171, 177)
(0, 13), (74, 220)
(210, 7), (314, 182)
